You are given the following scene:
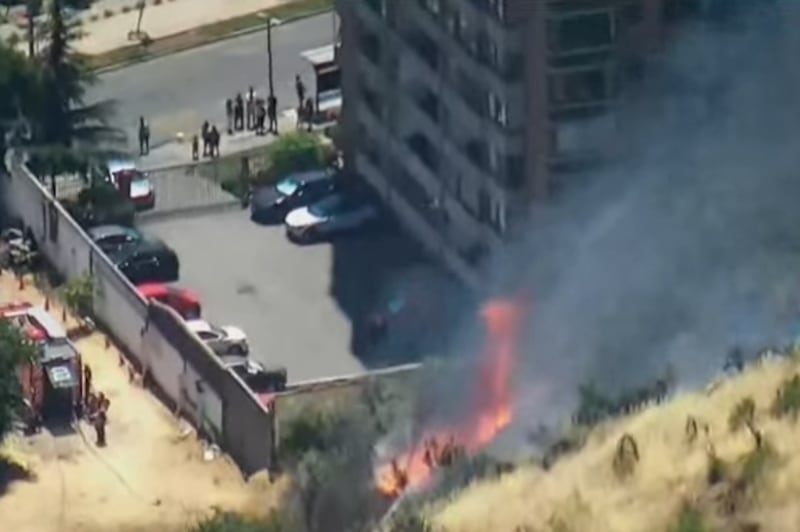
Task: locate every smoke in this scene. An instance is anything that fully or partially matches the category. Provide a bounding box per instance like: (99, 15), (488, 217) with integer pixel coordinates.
(482, 2), (800, 434)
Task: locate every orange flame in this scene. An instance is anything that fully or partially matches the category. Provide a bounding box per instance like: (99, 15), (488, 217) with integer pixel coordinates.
(375, 298), (525, 497)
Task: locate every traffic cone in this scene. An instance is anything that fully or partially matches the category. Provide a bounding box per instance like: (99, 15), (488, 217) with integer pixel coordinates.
(18, 275), (24, 290)
(61, 307), (67, 322)
(44, 297), (50, 311)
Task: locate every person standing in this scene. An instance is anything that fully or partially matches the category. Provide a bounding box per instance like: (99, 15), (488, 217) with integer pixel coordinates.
(93, 407), (107, 447)
(210, 125), (220, 158)
(256, 99), (266, 135)
(303, 98), (314, 132)
(234, 93), (244, 131)
(191, 134), (199, 161)
(246, 86), (256, 130)
(295, 74), (306, 108)
(225, 98), (234, 135)
(267, 94), (278, 134)
(201, 121), (210, 157)
(138, 116), (150, 155)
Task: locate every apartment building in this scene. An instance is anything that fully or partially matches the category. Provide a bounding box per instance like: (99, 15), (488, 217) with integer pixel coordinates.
(335, 0), (698, 288)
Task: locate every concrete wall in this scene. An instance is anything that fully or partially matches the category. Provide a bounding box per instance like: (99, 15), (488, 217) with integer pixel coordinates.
(2, 150), (276, 476)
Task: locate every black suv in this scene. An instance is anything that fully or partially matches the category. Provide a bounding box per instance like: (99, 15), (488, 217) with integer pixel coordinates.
(250, 168), (338, 224)
(110, 241), (179, 285)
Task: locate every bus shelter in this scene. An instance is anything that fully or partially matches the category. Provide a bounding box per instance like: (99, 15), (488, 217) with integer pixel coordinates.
(300, 44), (341, 123)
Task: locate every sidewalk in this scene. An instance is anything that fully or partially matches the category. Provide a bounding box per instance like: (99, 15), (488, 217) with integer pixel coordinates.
(1, 0), (302, 55)
(137, 108), (310, 171)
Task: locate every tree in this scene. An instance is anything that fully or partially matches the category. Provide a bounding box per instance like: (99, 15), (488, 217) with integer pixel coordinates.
(27, 0), (124, 195)
(0, 319), (41, 440)
(20, 0), (94, 58)
(0, 43), (40, 167)
(63, 274), (94, 318)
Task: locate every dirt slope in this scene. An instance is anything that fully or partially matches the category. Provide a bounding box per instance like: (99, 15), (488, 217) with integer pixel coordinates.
(432, 355), (800, 532)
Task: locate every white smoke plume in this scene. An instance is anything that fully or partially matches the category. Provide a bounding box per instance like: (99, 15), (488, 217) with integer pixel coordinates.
(481, 1), (800, 434)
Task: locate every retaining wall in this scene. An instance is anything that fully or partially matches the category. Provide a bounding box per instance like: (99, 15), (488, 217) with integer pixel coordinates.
(2, 150), (275, 475)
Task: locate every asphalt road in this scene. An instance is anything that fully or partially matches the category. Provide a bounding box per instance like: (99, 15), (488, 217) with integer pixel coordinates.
(88, 12), (339, 146)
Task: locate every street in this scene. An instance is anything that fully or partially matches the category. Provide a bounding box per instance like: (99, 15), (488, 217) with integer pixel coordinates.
(88, 12), (339, 147)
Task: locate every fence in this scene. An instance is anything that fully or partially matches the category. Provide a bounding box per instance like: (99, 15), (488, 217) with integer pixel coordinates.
(2, 149), (276, 476)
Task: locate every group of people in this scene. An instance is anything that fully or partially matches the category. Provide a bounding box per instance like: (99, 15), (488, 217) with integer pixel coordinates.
(186, 75), (317, 161)
(225, 86), (278, 136)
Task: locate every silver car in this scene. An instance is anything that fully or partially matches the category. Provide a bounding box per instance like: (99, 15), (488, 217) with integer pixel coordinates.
(186, 319), (249, 356)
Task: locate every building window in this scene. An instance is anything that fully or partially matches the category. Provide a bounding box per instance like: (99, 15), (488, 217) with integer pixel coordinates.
(359, 30), (381, 65)
(476, 31), (500, 69)
(407, 133), (439, 172)
(361, 83), (382, 118)
(489, 0), (505, 22)
(550, 12), (614, 53)
(487, 92), (508, 126)
(504, 155), (524, 189)
(550, 68), (608, 104)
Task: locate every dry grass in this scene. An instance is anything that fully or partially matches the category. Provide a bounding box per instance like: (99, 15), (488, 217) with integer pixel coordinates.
(432, 357), (800, 532)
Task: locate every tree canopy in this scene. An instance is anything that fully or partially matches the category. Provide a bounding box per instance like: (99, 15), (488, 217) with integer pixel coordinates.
(0, 319), (40, 440)
(0, 0), (124, 180)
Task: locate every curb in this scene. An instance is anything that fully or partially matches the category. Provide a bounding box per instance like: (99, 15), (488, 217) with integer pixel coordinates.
(92, 6), (334, 75)
(137, 199), (243, 224)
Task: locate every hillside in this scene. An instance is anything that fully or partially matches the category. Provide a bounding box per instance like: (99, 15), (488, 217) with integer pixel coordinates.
(430, 353), (800, 532)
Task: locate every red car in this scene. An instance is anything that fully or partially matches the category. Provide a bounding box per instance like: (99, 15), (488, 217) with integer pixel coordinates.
(137, 283), (201, 320)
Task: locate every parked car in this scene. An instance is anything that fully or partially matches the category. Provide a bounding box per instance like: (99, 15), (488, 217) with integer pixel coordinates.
(250, 168), (338, 224)
(186, 319), (249, 356)
(284, 193), (379, 243)
(223, 356), (287, 392)
(88, 224), (144, 254)
(110, 241), (179, 285)
(102, 160), (156, 210)
(137, 283), (201, 319)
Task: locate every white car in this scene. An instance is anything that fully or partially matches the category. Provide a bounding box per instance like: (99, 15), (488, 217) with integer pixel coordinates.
(284, 193), (378, 243)
(186, 319), (249, 356)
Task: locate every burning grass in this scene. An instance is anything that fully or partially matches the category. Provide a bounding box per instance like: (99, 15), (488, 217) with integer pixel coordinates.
(430, 355), (800, 532)
(374, 298), (525, 498)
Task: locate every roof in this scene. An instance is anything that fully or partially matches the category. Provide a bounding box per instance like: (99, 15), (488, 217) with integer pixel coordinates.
(185, 319), (214, 335)
(283, 168), (336, 184)
(25, 306), (67, 340)
(107, 159), (136, 174)
(42, 341), (78, 364)
(300, 44), (335, 66)
(88, 224), (141, 241)
(138, 283), (200, 304)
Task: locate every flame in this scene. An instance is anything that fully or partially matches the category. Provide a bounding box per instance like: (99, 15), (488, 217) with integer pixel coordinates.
(375, 298), (525, 498)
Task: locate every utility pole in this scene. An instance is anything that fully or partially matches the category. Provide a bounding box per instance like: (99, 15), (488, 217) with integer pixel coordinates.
(267, 16), (274, 98)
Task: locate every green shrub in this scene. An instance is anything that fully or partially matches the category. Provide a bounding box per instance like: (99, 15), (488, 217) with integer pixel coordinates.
(771, 374), (800, 420)
(67, 183), (136, 228)
(269, 132), (326, 180)
(669, 504), (709, 532)
(220, 176), (248, 199)
(191, 510), (287, 532)
(64, 275), (94, 318)
(729, 397), (756, 432)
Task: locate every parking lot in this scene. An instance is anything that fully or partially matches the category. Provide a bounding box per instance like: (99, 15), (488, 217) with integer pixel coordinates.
(138, 204), (461, 382)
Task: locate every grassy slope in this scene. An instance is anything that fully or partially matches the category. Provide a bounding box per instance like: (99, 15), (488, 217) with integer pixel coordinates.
(432, 356), (800, 532)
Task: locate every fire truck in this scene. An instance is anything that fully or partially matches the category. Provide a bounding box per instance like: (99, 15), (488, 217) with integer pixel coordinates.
(1, 302), (84, 424)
